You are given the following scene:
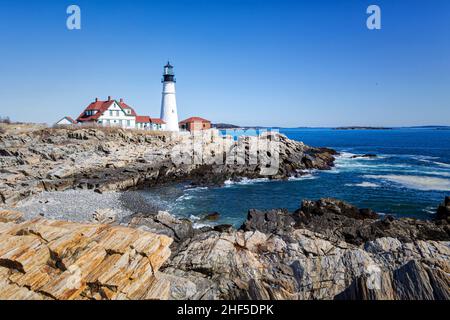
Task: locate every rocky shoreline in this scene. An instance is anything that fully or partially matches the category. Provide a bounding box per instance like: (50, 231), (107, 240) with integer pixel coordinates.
(0, 124), (449, 300)
(120, 197), (449, 300)
(0, 125), (336, 206)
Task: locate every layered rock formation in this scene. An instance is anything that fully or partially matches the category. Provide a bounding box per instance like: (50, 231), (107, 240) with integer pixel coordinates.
(0, 125), (336, 206)
(0, 210), (172, 300)
(155, 199), (450, 300)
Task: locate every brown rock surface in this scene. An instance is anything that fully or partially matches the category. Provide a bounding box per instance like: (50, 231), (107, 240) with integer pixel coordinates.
(0, 217), (172, 300)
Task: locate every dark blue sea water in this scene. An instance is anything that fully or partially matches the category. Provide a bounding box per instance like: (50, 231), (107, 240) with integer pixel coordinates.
(139, 128), (450, 227)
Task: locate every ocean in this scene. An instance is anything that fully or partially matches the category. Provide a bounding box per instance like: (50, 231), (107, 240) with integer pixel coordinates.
(138, 128), (450, 227)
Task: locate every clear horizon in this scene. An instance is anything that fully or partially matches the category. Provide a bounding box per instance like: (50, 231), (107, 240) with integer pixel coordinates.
(0, 0), (449, 127)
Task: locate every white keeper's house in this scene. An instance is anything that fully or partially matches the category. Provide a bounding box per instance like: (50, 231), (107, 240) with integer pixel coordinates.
(75, 96), (166, 130)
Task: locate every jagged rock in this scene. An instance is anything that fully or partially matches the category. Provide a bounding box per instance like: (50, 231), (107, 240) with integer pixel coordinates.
(92, 208), (117, 224)
(124, 211), (194, 249)
(161, 198), (450, 300)
(0, 216), (172, 300)
(288, 198), (449, 245)
(163, 225), (450, 300)
(241, 208), (295, 234)
(202, 212), (220, 221)
(436, 196), (450, 222)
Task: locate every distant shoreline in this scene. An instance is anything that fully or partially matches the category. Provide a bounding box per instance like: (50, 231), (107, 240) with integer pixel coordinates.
(212, 124), (450, 130)
(333, 126), (393, 130)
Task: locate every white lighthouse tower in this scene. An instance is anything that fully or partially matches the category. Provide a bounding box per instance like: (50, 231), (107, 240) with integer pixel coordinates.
(160, 62), (179, 132)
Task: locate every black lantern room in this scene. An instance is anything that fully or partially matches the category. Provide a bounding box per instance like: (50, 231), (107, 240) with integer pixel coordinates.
(162, 61), (176, 83)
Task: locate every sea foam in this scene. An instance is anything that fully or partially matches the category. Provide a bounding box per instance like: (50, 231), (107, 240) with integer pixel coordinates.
(345, 182), (380, 188)
(364, 174), (450, 191)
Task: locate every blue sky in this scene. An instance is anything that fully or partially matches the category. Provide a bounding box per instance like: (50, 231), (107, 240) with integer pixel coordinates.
(0, 0), (449, 127)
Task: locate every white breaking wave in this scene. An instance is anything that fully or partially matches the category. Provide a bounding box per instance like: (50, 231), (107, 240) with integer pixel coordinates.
(322, 168), (340, 174)
(364, 174), (450, 191)
(421, 171), (450, 178)
(433, 161), (450, 168)
(186, 186), (209, 192)
(345, 182), (380, 188)
(188, 214), (214, 229)
(416, 157), (450, 168)
(224, 178), (270, 186)
(176, 194), (193, 202)
(288, 174), (318, 181)
(338, 152), (357, 158)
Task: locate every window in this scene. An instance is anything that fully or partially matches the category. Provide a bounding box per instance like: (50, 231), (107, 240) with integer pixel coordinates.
(116, 111), (120, 116)
(127, 120), (130, 127)
(110, 110), (113, 116)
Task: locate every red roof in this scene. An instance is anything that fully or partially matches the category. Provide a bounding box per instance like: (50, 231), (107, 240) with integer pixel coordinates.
(136, 116), (166, 124)
(179, 117), (211, 125)
(119, 101), (137, 116)
(76, 98), (136, 122)
(151, 118), (165, 124)
(77, 100), (114, 122)
(136, 116), (151, 123)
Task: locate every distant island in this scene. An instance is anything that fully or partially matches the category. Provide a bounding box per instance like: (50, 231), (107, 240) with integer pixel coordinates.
(333, 126), (393, 130)
(212, 123), (240, 129)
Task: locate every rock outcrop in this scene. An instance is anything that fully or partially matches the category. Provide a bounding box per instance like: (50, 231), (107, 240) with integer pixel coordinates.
(163, 230), (449, 300)
(158, 198), (450, 300)
(0, 125), (336, 206)
(0, 210), (172, 300)
(293, 198), (449, 245)
(436, 196), (450, 222)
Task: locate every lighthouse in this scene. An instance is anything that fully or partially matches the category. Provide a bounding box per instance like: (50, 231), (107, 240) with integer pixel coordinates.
(160, 62), (179, 131)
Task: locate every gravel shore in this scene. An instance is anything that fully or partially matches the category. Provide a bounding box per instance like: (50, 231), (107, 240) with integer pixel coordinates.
(11, 190), (136, 223)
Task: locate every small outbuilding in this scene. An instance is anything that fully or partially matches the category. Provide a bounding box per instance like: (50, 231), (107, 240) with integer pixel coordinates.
(55, 116), (76, 126)
(179, 117), (211, 132)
